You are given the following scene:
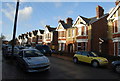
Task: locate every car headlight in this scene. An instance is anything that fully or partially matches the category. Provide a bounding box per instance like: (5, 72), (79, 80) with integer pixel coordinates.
(98, 59), (102, 62)
(112, 61), (115, 64)
(43, 50), (46, 52)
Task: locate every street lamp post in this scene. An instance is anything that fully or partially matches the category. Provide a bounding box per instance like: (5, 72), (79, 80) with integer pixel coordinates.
(11, 0), (19, 59)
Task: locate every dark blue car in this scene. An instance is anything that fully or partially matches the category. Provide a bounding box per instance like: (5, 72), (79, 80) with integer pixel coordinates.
(35, 45), (52, 56)
(112, 60), (120, 73)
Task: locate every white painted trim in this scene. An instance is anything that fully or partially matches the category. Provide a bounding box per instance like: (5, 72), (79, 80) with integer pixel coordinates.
(56, 23), (65, 31)
(57, 29), (66, 31)
(75, 24), (85, 28)
(114, 43), (116, 56)
(45, 41), (51, 43)
(113, 37), (120, 42)
(58, 40), (66, 43)
(107, 3), (120, 20)
(59, 43), (61, 51)
(58, 37), (66, 39)
(38, 42), (42, 43)
(76, 39), (88, 42)
(73, 16), (87, 26)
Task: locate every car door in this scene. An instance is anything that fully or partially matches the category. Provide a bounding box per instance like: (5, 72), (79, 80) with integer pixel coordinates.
(76, 52), (82, 61)
(17, 51), (24, 65)
(80, 52), (90, 63)
(82, 52), (92, 63)
(76, 52), (84, 62)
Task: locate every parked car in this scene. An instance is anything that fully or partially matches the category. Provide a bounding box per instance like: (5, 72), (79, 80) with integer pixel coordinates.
(16, 49), (50, 72)
(111, 60), (120, 73)
(35, 45), (52, 56)
(73, 51), (108, 67)
(3, 46), (19, 58)
(16, 46), (25, 50)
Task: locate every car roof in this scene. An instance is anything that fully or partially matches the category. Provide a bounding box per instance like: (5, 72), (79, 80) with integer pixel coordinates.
(22, 48), (38, 51)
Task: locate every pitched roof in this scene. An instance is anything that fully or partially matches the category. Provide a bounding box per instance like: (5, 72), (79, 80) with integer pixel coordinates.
(39, 29), (44, 34)
(89, 13), (108, 24)
(46, 25), (56, 32)
(59, 20), (72, 29)
(107, 2), (120, 20)
(79, 13), (108, 25)
(79, 16), (91, 24)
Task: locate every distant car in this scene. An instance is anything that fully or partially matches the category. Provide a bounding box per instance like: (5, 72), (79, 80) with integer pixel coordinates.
(4, 46), (19, 58)
(35, 45), (52, 56)
(16, 49), (50, 72)
(16, 46), (25, 50)
(73, 51), (108, 67)
(111, 60), (120, 73)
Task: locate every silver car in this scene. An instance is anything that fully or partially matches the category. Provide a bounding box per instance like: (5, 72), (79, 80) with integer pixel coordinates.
(16, 49), (50, 72)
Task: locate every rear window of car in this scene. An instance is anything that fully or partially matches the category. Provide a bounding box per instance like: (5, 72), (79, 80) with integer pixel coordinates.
(76, 51), (82, 55)
(82, 52), (88, 56)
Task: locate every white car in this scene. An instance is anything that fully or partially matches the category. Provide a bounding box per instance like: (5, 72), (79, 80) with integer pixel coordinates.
(16, 49), (50, 72)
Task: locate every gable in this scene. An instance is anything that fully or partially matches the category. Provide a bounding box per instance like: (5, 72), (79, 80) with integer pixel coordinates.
(37, 30), (41, 35)
(56, 23), (65, 31)
(44, 27), (50, 34)
(73, 16), (87, 26)
(107, 3), (120, 20)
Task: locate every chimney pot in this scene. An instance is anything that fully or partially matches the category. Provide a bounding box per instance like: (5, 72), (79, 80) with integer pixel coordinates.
(96, 5), (104, 18)
(115, 0), (120, 5)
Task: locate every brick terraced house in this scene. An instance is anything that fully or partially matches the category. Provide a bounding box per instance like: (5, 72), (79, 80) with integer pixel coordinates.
(72, 16), (89, 52)
(17, 1), (120, 57)
(88, 5), (109, 54)
(107, 0), (120, 56)
(43, 25), (57, 49)
(56, 18), (73, 51)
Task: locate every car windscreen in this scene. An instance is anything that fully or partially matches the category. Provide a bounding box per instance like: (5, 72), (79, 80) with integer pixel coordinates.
(42, 45), (50, 50)
(24, 50), (43, 57)
(89, 52), (98, 57)
(36, 45), (43, 49)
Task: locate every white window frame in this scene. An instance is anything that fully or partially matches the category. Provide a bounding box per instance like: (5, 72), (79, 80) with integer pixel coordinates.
(118, 42), (120, 56)
(118, 19), (120, 32)
(78, 27), (82, 36)
(77, 43), (81, 51)
(59, 43), (61, 51)
(114, 43), (116, 56)
(62, 43), (65, 51)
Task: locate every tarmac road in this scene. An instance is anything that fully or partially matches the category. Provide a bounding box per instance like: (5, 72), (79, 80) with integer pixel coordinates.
(2, 56), (120, 80)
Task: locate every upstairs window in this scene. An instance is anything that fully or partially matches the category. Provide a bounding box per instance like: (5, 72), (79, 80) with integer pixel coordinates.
(68, 30), (71, 37)
(81, 26), (84, 35)
(113, 20), (118, 33)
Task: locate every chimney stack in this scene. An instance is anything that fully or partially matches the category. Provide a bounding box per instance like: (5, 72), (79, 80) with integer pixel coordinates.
(45, 25), (50, 28)
(66, 17), (73, 26)
(115, 0), (120, 5)
(58, 20), (65, 23)
(96, 5), (104, 19)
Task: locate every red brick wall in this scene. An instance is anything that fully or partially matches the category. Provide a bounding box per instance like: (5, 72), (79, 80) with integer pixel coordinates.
(108, 40), (114, 56)
(90, 15), (108, 54)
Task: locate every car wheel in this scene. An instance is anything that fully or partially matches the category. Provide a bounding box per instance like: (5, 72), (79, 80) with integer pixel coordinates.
(73, 57), (78, 63)
(92, 61), (99, 68)
(115, 65), (120, 73)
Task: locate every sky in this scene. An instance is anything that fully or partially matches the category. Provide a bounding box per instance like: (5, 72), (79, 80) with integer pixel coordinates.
(1, 1), (116, 41)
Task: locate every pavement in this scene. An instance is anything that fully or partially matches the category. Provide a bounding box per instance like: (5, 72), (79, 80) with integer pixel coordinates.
(52, 54), (73, 62)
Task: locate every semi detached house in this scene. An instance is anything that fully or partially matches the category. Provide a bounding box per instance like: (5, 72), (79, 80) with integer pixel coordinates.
(18, 1), (120, 56)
